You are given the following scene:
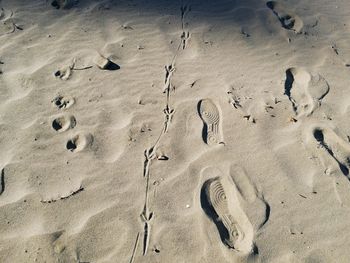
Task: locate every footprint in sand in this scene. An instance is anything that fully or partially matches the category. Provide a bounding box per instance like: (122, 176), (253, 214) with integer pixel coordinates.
(304, 124), (350, 206)
(311, 126), (350, 177)
(0, 8), (22, 36)
(200, 175), (254, 254)
(0, 8), (12, 21)
(229, 165), (270, 229)
(266, 1), (303, 33)
(50, 0), (78, 9)
(52, 95), (75, 109)
(66, 133), (93, 152)
(198, 99), (223, 146)
(54, 64), (74, 80)
(284, 67), (329, 117)
(52, 115), (76, 132)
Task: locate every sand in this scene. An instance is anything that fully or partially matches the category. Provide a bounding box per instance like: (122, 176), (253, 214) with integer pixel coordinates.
(1, 0), (350, 262)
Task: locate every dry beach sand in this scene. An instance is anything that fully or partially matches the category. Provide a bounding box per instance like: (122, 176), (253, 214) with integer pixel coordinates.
(1, 0), (350, 262)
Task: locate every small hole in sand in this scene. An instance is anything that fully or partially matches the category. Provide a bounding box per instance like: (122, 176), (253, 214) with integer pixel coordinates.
(66, 140), (77, 151)
(105, 61), (120, 71)
(52, 119), (63, 131)
(313, 129), (324, 142)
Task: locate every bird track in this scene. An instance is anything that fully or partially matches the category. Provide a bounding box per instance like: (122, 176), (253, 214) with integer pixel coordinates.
(136, 2), (191, 257)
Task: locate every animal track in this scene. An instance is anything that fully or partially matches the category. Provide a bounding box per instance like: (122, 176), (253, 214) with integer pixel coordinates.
(52, 95), (75, 109)
(181, 31), (190, 50)
(135, 4), (191, 258)
(198, 99), (222, 145)
(54, 61), (75, 80)
(266, 1), (303, 33)
(0, 8), (23, 35)
(52, 115), (76, 132)
(179, 4), (191, 50)
(200, 176), (254, 253)
(140, 209), (153, 256)
(284, 68), (329, 116)
(163, 105), (175, 133)
(163, 63), (175, 93)
(227, 88), (257, 123)
(66, 133), (93, 152)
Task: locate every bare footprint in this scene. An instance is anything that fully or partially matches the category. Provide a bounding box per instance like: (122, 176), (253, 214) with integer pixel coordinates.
(266, 1), (303, 33)
(200, 176), (254, 254)
(51, 95), (75, 109)
(285, 68), (329, 116)
(198, 99), (223, 146)
(52, 115), (76, 132)
(66, 133), (93, 152)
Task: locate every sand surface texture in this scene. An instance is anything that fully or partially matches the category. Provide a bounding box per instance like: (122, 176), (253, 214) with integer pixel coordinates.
(1, 0), (350, 262)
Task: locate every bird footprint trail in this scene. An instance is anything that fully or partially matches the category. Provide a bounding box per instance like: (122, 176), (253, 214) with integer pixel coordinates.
(266, 1), (303, 33)
(284, 68), (329, 117)
(181, 31), (190, 50)
(163, 105), (175, 133)
(137, 3), (192, 257)
(200, 176), (254, 254)
(140, 209), (153, 255)
(163, 63), (175, 93)
(139, 146), (156, 256)
(198, 99), (222, 146)
(180, 5), (191, 49)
